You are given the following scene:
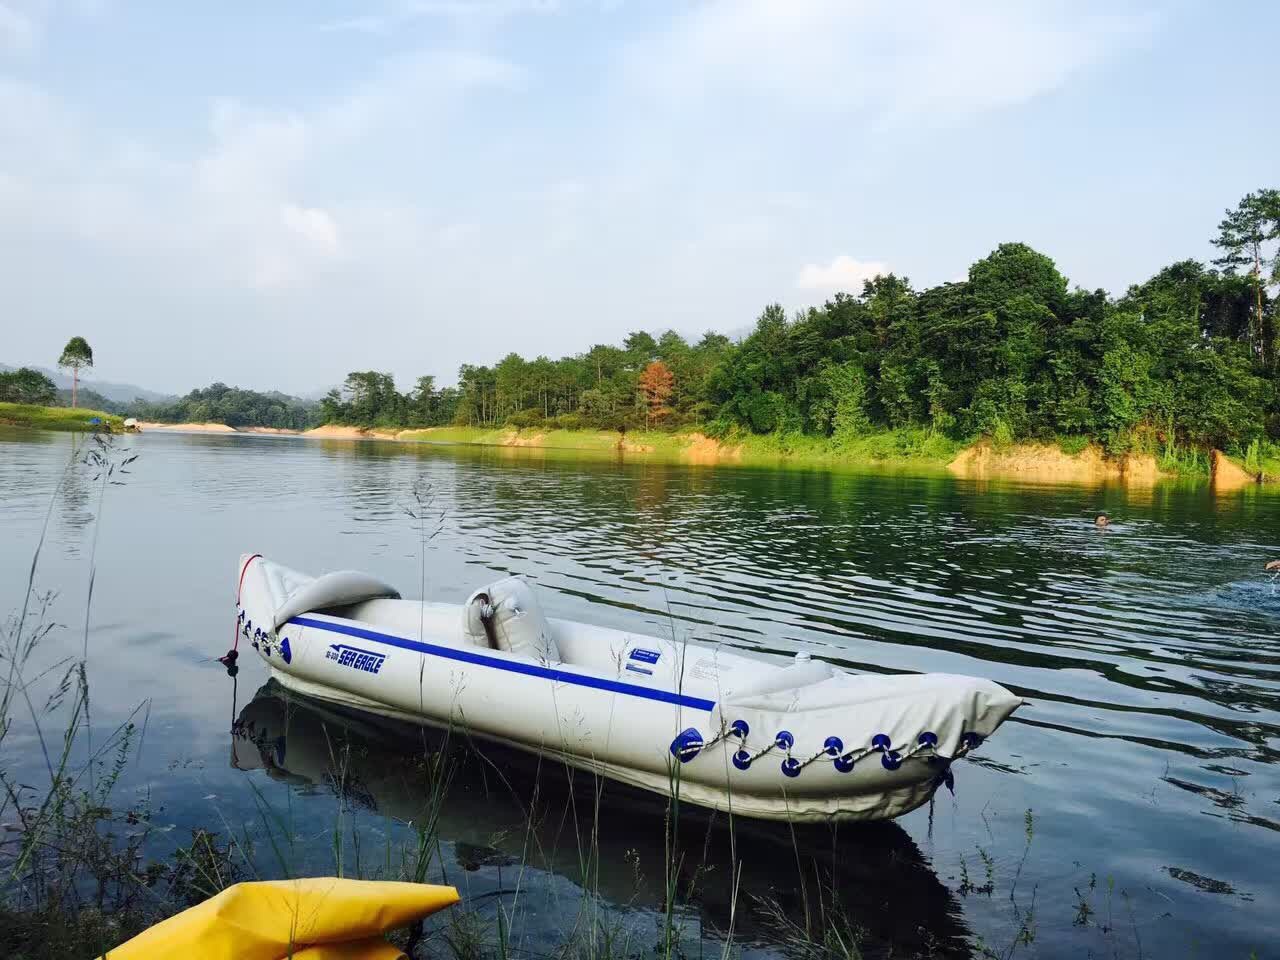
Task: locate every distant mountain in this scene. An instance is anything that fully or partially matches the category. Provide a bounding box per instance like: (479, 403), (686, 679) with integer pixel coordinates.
(0, 364), (175, 404)
(54, 387), (130, 415)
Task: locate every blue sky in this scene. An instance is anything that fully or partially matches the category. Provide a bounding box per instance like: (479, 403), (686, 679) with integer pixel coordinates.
(2, 1), (1276, 395)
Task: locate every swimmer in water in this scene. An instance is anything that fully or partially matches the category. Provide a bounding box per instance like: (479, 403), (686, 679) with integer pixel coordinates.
(1266, 560), (1280, 572)
(1095, 513), (1110, 528)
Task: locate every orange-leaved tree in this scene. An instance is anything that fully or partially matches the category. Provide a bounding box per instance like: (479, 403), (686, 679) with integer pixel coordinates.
(637, 360), (674, 429)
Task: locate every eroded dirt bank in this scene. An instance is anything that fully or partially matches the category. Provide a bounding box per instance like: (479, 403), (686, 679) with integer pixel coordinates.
(1210, 449), (1258, 492)
(947, 442), (1163, 485)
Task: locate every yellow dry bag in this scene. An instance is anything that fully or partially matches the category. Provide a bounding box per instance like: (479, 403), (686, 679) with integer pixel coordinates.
(100, 877), (460, 960)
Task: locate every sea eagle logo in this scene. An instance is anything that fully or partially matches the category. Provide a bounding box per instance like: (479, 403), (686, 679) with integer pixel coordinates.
(325, 643), (386, 675)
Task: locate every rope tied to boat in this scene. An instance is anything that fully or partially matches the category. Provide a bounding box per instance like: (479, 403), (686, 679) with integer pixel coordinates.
(669, 717), (752, 763)
(672, 718), (981, 781)
(221, 553), (262, 675)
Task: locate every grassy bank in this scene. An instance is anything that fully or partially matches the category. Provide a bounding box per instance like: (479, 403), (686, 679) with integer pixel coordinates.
(0, 402), (123, 432)
(395, 424), (962, 470)
(1241, 438), (1280, 482)
(727, 426), (963, 468)
(390, 424), (1280, 487)
(399, 425), (626, 450)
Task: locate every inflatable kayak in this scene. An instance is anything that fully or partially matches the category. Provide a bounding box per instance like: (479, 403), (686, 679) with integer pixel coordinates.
(234, 554), (1022, 822)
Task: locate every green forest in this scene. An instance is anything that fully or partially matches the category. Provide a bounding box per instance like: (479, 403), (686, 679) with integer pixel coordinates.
(131, 383), (319, 431)
(315, 189), (1279, 461)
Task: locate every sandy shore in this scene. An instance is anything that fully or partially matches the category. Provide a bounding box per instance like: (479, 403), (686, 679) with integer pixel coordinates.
(303, 424), (403, 440)
(135, 421), (237, 434)
(135, 421), (300, 436)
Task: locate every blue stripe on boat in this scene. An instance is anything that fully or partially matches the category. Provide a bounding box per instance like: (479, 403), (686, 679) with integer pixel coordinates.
(288, 615), (717, 712)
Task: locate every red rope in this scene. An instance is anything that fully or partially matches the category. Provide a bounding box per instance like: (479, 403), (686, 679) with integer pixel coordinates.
(232, 554), (262, 652)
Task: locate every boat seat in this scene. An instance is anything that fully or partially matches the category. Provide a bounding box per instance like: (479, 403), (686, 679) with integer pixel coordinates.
(271, 569), (401, 629)
(463, 577), (561, 664)
(722, 659), (834, 706)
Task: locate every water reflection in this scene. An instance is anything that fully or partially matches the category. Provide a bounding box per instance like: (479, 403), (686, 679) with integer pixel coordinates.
(233, 681), (972, 957)
(55, 441), (96, 547)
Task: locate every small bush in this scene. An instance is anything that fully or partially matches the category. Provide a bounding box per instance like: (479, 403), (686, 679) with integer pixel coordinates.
(505, 409), (545, 429)
(1056, 434), (1090, 456)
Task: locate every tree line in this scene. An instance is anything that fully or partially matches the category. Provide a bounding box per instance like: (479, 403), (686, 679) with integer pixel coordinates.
(317, 331), (732, 432)
(13, 189), (1275, 453)
(320, 189), (1278, 454)
(130, 383), (321, 431)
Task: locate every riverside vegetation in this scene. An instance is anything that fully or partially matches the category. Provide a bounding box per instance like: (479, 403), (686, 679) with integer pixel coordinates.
(134, 189), (1280, 477)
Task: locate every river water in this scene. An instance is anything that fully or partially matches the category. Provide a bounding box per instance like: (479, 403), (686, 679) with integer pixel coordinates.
(2, 427), (1278, 958)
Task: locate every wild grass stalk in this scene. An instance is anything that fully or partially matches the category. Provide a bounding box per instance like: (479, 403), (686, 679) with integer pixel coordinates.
(0, 431), (169, 957)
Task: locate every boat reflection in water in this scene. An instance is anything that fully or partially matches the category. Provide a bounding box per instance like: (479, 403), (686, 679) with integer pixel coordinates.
(232, 680), (972, 957)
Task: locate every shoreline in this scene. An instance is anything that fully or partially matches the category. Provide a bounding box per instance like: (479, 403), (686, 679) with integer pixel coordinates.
(133, 420), (239, 433)
(43, 416), (1271, 489)
(297, 425), (1269, 489)
(132, 420), (302, 435)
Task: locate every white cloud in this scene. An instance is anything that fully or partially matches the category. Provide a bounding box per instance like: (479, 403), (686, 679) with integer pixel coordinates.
(318, 15), (390, 35)
(0, 2), (37, 55)
(0, 46), (526, 297)
(632, 0), (1155, 123)
(797, 255), (889, 292)
(0, 0), (112, 56)
(319, 0), (566, 35)
(200, 101), (308, 199)
(246, 205), (343, 292)
(0, 78), (75, 163)
(281, 204), (341, 258)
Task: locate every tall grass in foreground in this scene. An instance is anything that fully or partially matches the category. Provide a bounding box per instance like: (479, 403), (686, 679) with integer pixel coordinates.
(0, 431), (161, 957)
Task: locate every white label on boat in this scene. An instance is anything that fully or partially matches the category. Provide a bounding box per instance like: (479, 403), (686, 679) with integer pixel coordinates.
(689, 657), (720, 681)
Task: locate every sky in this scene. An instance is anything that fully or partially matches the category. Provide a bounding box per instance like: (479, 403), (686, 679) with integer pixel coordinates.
(1, 1), (1277, 396)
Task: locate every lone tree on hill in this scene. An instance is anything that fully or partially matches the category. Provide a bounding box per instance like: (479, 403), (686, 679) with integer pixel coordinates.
(57, 336), (94, 408)
(1212, 188), (1280, 364)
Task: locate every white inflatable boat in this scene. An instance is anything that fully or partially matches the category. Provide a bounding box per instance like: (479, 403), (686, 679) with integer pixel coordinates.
(234, 554), (1022, 822)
